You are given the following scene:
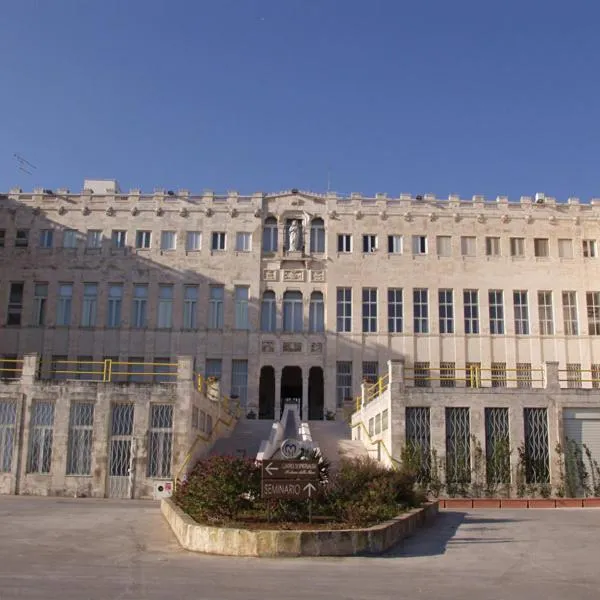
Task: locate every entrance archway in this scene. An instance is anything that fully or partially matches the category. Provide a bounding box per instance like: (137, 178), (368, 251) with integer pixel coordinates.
(308, 366), (324, 420)
(258, 366), (275, 420)
(281, 366), (302, 418)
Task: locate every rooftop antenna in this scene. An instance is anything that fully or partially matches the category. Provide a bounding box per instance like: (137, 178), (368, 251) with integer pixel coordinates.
(13, 153), (37, 175)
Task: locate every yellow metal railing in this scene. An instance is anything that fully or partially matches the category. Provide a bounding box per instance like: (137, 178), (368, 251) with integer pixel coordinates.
(0, 358), (24, 380)
(50, 359), (178, 383)
(351, 418), (399, 467)
(363, 372), (390, 405)
(403, 365), (545, 388)
(558, 369), (600, 387)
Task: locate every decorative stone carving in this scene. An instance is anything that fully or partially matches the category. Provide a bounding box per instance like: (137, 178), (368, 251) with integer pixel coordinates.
(549, 215), (557, 224)
(81, 206), (90, 216)
(283, 270), (305, 282)
(453, 213), (461, 223)
(310, 342), (323, 353)
(131, 206), (139, 216)
(261, 341), (275, 353)
(205, 208), (213, 217)
(573, 216), (581, 225)
(428, 212), (437, 222)
(500, 214), (510, 224)
(311, 270), (325, 282)
(58, 206), (67, 215)
(525, 214), (533, 224)
(404, 212), (412, 222)
(379, 210), (387, 220)
(155, 207), (164, 217)
(230, 208), (238, 218)
(329, 210), (338, 219)
(477, 213), (485, 223)
(263, 270), (278, 282)
(254, 208), (262, 218)
(288, 219), (301, 251)
(355, 210), (363, 220)
(106, 206), (115, 216)
(180, 207), (189, 217)
(283, 342), (302, 353)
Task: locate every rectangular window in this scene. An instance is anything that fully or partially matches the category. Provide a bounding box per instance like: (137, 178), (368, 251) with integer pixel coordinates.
(81, 283), (98, 327)
(538, 291), (554, 335)
(337, 234), (352, 253)
(534, 238), (549, 257)
(412, 235), (427, 255)
(76, 355), (95, 381)
(186, 231), (202, 251)
(463, 290), (479, 334)
(111, 230), (127, 248)
(39, 229), (53, 248)
(51, 355), (68, 381)
(336, 361), (352, 408)
(513, 290), (529, 335)
(131, 284), (148, 328)
(414, 362), (430, 388)
(183, 285), (198, 329)
(387, 235), (403, 254)
(261, 292), (277, 332)
(440, 362), (455, 388)
(485, 236), (500, 257)
(283, 292), (303, 332)
(86, 230), (102, 248)
(309, 293), (324, 332)
(336, 287), (352, 332)
(436, 235), (451, 257)
(205, 358), (222, 380)
(0, 229), (4, 247)
(127, 357), (146, 383)
(587, 291), (600, 335)
(0, 400), (17, 472)
(583, 239), (597, 258)
(231, 360), (249, 406)
(413, 288), (429, 333)
(15, 229), (29, 248)
(209, 286), (224, 329)
(562, 291), (578, 335)
(438, 289), (454, 334)
(558, 238), (573, 258)
(157, 285), (174, 328)
(387, 288), (403, 333)
(362, 234), (377, 253)
(153, 357), (174, 384)
(26, 401), (54, 474)
(234, 286), (249, 329)
(147, 404), (173, 478)
(460, 236), (476, 257)
(66, 403), (94, 475)
(510, 237), (524, 257)
(0, 355), (21, 381)
(488, 290), (504, 334)
(63, 229), (77, 248)
(491, 362), (507, 388)
(593, 364), (600, 389)
(33, 283), (48, 326)
(211, 232), (226, 251)
(235, 232), (252, 252)
(566, 363), (582, 389)
(7, 282), (24, 326)
(362, 288), (377, 333)
(135, 230), (152, 249)
(107, 284), (123, 327)
(263, 221), (278, 252)
(517, 363), (532, 389)
(56, 283), (73, 326)
(362, 361), (379, 384)
(160, 231), (176, 250)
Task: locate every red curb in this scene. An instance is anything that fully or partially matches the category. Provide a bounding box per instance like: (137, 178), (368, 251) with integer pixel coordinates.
(472, 498), (501, 509)
(443, 499), (474, 509)
(583, 498), (600, 508)
(500, 499), (529, 509)
(528, 499), (557, 508)
(556, 499), (584, 508)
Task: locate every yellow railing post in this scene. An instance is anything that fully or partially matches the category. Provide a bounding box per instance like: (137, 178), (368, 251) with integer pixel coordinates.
(378, 377), (383, 396)
(103, 359), (112, 382)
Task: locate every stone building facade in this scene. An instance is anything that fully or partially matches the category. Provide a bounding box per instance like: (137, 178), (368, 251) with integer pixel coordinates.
(2, 181), (600, 424)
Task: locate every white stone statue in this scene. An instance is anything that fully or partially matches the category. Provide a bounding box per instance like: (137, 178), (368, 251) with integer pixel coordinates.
(288, 219), (301, 251)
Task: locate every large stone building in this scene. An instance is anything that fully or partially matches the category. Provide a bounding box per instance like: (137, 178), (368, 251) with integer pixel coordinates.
(2, 181), (600, 417)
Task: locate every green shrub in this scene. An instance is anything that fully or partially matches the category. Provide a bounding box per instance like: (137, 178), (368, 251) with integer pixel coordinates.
(174, 455), (260, 524)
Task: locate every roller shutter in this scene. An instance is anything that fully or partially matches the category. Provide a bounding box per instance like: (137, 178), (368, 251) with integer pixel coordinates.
(563, 409), (600, 467)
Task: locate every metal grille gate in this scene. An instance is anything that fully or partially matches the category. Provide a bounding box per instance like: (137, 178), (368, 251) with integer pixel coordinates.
(485, 408), (510, 484)
(446, 407), (471, 484)
(0, 401), (17, 473)
(108, 404), (134, 498)
(524, 408), (550, 484)
(406, 407), (431, 480)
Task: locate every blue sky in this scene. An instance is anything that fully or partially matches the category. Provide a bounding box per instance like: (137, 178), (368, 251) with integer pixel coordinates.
(1, 0), (599, 200)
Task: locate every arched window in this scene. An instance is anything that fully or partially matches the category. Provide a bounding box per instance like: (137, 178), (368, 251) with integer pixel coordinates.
(309, 291), (324, 332)
(262, 217), (278, 252)
(260, 291), (276, 332)
(283, 291), (303, 332)
(310, 218), (325, 253)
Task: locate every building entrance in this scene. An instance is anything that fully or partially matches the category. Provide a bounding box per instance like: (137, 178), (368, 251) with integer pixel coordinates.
(258, 366), (275, 420)
(308, 366), (324, 420)
(281, 366), (302, 418)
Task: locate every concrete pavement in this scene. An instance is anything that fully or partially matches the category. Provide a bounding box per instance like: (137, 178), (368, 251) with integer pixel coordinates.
(0, 496), (599, 599)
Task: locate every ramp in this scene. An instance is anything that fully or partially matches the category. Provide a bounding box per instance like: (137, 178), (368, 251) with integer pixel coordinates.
(209, 420), (274, 459)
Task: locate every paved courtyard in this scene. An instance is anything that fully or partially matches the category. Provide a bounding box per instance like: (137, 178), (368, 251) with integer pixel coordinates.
(0, 497), (599, 599)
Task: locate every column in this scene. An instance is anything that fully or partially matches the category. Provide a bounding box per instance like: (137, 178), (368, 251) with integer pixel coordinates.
(274, 369), (282, 421)
(302, 370), (309, 421)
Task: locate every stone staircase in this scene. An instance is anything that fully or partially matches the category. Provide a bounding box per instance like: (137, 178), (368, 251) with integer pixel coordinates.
(209, 420), (274, 459)
(308, 419), (368, 469)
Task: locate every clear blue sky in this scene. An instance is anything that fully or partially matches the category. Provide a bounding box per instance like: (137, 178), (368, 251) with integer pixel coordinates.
(2, 0), (599, 200)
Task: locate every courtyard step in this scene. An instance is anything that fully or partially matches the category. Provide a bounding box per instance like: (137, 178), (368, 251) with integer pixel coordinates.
(209, 420), (274, 459)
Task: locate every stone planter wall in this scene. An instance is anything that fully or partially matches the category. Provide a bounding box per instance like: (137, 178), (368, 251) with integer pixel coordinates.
(161, 498), (439, 557)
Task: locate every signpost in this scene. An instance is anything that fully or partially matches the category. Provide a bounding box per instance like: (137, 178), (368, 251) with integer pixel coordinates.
(261, 460), (320, 500)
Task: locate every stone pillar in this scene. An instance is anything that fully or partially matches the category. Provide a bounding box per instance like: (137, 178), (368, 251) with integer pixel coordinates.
(20, 353), (39, 386)
(543, 361), (560, 391)
(274, 369), (282, 421)
(302, 371), (309, 421)
(173, 356), (195, 482)
(509, 405), (525, 487)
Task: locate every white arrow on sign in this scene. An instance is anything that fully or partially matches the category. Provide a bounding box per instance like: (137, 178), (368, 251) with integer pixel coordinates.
(303, 482), (317, 498)
(265, 462), (279, 476)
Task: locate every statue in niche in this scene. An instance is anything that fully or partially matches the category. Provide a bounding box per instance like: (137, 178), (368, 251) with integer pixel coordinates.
(288, 219), (302, 252)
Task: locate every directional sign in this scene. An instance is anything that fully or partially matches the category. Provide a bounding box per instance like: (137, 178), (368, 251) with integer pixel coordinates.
(261, 460), (319, 480)
(261, 480), (318, 500)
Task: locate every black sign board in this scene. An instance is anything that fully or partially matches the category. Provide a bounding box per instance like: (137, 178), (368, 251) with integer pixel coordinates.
(261, 479), (318, 500)
(261, 460), (319, 480)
